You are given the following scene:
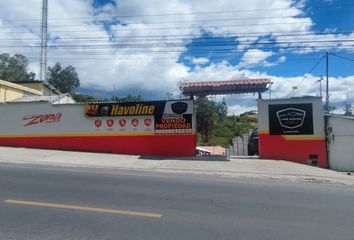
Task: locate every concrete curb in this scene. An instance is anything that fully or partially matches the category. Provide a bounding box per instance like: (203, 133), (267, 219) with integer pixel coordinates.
(0, 147), (353, 186)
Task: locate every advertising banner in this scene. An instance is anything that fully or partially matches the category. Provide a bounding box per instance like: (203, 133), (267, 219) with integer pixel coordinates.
(84, 100), (194, 135)
(269, 103), (314, 135)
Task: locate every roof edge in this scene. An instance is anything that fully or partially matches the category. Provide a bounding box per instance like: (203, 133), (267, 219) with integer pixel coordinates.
(0, 79), (43, 96)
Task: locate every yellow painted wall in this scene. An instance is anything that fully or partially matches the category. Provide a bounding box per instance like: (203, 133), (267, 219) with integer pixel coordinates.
(0, 86), (4, 102)
(0, 86), (25, 102)
(0, 80), (43, 103)
(19, 82), (44, 93)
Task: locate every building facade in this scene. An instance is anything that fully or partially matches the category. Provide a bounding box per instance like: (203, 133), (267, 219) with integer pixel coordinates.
(0, 79), (43, 103)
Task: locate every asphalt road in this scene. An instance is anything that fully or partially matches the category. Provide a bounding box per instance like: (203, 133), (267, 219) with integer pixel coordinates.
(0, 163), (354, 240)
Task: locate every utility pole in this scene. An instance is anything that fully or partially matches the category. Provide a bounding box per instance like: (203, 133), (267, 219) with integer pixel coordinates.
(316, 76), (323, 98)
(268, 84), (272, 99)
(325, 51), (329, 113)
(39, 0), (48, 82)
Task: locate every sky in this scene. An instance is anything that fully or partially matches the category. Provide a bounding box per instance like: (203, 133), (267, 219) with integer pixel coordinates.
(0, 0), (353, 114)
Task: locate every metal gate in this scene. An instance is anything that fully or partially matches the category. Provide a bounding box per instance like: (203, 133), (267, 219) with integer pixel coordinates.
(327, 115), (354, 171)
(229, 131), (251, 156)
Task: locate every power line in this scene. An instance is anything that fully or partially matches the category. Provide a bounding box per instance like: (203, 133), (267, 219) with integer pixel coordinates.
(23, 57), (347, 64)
(3, 48), (353, 61)
(1, 31), (353, 42)
(330, 53), (354, 62)
(4, 21), (317, 34)
(8, 55), (343, 65)
(290, 54), (325, 93)
(2, 46), (353, 55)
(1, 38), (353, 48)
(1, 47), (353, 55)
(2, 2), (354, 22)
(1, 15), (314, 28)
(3, 10), (348, 29)
(2, 8), (302, 21)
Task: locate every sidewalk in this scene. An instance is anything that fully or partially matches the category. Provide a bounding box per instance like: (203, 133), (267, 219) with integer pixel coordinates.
(0, 146), (353, 186)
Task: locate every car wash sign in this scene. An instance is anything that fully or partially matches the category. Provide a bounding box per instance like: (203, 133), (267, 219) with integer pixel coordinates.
(84, 100), (194, 134)
(269, 103), (314, 135)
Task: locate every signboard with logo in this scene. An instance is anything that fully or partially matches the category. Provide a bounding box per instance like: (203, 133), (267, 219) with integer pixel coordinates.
(268, 103), (314, 135)
(84, 100), (194, 135)
(23, 113), (63, 127)
(258, 98), (326, 168)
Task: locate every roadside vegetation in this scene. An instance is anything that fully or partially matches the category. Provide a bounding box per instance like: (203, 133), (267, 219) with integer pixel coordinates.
(196, 96), (257, 148)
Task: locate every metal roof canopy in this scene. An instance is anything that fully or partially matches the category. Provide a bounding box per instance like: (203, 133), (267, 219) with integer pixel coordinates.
(180, 79), (272, 99)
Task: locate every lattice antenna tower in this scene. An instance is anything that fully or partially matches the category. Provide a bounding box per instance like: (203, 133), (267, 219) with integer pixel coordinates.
(39, 0), (48, 82)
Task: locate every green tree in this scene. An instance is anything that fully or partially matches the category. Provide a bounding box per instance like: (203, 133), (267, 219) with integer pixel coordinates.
(216, 98), (228, 123)
(209, 116), (253, 147)
(196, 97), (256, 147)
(210, 123), (234, 147)
(344, 102), (353, 116)
(233, 121), (253, 137)
(48, 62), (80, 93)
(165, 91), (174, 100)
(112, 94), (144, 102)
(0, 53), (35, 81)
(71, 93), (101, 102)
(196, 96), (218, 144)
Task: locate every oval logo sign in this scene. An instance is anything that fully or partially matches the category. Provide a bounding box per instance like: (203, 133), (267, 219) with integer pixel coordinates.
(171, 102), (188, 114)
(276, 108), (306, 129)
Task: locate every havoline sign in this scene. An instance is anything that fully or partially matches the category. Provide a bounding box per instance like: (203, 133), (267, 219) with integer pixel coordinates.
(269, 103), (314, 135)
(83, 100), (194, 135)
(84, 100), (193, 117)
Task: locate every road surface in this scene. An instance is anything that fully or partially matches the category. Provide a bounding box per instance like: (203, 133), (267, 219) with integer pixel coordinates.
(0, 163), (353, 240)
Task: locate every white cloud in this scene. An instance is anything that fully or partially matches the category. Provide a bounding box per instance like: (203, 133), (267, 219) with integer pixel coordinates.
(278, 56), (286, 63)
(238, 49), (274, 68)
(275, 31), (354, 53)
(183, 61), (354, 114)
(263, 55), (286, 67)
(0, 0), (317, 91)
(187, 57), (209, 65)
(228, 104), (257, 115)
(0, 0), (352, 113)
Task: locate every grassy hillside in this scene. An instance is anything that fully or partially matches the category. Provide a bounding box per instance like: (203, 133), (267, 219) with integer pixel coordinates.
(198, 112), (258, 148)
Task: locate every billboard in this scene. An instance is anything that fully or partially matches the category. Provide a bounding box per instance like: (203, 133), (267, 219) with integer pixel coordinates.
(269, 103), (314, 135)
(84, 100), (194, 134)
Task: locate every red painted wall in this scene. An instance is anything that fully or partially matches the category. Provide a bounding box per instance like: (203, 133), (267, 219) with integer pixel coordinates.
(0, 134), (196, 157)
(259, 132), (327, 168)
